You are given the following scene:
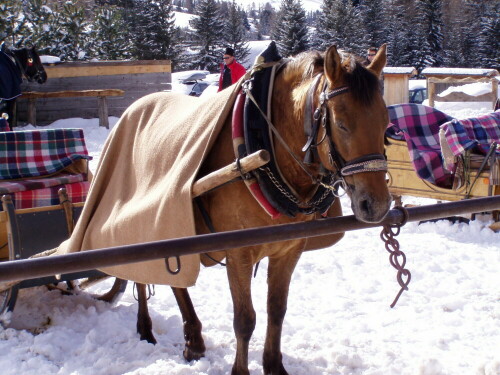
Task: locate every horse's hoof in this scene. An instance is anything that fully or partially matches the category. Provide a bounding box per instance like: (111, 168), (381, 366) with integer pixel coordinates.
(183, 346), (205, 362)
(263, 363), (289, 375)
(140, 332), (157, 345)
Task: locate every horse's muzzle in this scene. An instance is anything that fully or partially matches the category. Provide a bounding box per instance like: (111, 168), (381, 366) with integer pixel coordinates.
(351, 190), (392, 223)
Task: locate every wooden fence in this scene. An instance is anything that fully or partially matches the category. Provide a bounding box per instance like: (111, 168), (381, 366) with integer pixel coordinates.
(17, 60), (171, 125)
(422, 68), (498, 109)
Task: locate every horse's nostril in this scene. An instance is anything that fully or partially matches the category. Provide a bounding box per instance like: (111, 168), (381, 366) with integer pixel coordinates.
(360, 199), (370, 213)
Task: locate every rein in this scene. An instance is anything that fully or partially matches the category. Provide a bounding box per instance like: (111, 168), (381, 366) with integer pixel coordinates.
(245, 69), (388, 198)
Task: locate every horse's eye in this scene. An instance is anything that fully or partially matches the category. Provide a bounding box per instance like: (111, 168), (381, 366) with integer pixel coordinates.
(337, 121), (348, 131)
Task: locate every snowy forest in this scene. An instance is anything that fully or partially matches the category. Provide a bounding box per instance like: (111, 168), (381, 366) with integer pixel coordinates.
(1, 0), (498, 73)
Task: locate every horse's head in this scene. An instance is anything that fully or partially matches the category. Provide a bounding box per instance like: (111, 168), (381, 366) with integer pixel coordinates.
(13, 47), (47, 84)
(313, 45), (391, 223)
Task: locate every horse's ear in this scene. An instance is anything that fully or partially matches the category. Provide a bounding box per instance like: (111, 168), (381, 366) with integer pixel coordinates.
(367, 43), (387, 78)
(324, 45), (343, 86)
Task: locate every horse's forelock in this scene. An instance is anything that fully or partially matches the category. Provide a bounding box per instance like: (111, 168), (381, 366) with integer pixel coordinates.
(344, 63), (380, 106)
(283, 50), (380, 115)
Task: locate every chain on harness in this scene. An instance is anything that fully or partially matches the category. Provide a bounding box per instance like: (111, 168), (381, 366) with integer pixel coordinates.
(380, 206), (411, 308)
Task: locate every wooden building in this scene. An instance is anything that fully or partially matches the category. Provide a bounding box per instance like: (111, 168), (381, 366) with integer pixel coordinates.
(382, 67), (417, 105)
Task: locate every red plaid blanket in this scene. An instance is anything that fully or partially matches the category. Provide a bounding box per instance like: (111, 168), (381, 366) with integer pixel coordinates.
(4, 181), (89, 209)
(0, 129), (90, 179)
(387, 103), (456, 188)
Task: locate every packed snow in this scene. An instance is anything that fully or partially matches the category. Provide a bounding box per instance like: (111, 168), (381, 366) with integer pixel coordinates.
(1, 86), (499, 375)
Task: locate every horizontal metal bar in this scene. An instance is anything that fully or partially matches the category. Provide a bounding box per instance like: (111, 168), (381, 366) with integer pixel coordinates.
(0, 196), (499, 284)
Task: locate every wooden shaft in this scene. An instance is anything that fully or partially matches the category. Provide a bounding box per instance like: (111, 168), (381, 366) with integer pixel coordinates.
(192, 150), (270, 197)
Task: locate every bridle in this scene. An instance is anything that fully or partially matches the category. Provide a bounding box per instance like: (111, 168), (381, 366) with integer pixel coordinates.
(241, 60), (388, 216)
(8, 47), (45, 83)
(302, 73), (388, 192)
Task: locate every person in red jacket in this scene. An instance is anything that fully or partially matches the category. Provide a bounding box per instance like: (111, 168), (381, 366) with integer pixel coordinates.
(218, 47), (246, 92)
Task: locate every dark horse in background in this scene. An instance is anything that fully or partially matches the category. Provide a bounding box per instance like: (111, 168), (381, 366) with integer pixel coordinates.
(0, 42), (47, 128)
(133, 44), (391, 375)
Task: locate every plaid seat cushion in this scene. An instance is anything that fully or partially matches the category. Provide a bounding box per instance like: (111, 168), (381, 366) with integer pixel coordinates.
(387, 103), (456, 188)
(0, 172), (86, 194)
(0, 128), (90, 179)
(3, 181), (89, 210)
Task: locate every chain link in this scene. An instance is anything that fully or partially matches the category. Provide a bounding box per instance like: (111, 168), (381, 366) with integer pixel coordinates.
(260, 166), (337, 214)
(380, 207), (411, 308)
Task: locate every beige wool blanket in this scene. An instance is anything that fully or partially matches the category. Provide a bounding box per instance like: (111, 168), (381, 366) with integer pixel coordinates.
(56, 84), (241, 287)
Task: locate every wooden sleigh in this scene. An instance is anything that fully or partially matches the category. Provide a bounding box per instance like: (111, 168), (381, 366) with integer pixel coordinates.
(385, 103), (500, 222)
(0, 130), (269, 322)
(0, 125), (128, 322)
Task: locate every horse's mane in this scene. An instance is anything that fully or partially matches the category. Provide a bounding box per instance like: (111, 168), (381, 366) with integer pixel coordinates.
(284, 49), (380, 107)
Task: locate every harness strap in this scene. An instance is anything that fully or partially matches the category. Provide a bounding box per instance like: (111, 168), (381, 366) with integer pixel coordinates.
(341, 154), (388, 176)
(244, 85), (318, 183)
(302, 74), (324, 164)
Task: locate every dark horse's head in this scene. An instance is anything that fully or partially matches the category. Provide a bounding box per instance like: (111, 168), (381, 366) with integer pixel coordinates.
(11, 46), (47, 84)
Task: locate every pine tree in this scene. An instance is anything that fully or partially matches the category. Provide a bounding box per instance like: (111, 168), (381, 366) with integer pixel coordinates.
(414, 0), (444, 71)
(55, 0), (92, 60)
(360, 0), (385, 48)
(313, 0), (366, 54)
(90, 6), (132, 60)
(132, 0), (181, 65)
(188, 0), (224, 71)
(0, 0), (28, 47)
(383, 0), (414, 66)
(224, 1), (251, 66)
(258, 2), (276, 37)
(21, 0), (58, 55)
(272, 0), (309, 57)
(475, 2), (499, 70)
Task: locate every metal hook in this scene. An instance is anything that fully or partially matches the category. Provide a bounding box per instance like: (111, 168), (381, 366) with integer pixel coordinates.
(165, 256), (181, 275)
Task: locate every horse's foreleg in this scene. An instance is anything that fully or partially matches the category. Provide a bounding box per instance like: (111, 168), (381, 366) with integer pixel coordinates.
(227, 252), (256, 375)
(171, 287), (206, 361)
(263, 250), (302, 375)
(136, 283), (157, 344)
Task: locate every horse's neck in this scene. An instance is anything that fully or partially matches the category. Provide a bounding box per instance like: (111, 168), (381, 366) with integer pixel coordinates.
(8, 49), (27, 76)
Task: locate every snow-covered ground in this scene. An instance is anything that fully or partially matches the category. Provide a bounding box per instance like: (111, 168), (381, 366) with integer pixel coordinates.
(1, 88), (499, 374)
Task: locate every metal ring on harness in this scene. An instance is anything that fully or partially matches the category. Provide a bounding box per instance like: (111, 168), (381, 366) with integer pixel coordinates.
(165, 256), (181, 275)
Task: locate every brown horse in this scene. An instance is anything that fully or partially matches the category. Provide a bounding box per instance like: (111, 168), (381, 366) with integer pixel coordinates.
(136, 44), (391, 375)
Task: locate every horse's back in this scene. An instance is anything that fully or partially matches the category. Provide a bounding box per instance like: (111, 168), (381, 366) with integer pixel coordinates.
(0, 51), (22, 101)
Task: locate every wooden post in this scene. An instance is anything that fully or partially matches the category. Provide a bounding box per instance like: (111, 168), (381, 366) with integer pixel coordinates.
(27, 98), (37, 126)
(492, 79), (498, 110)
(428, 79), (436, 107)
(97, 95), (109, 129)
